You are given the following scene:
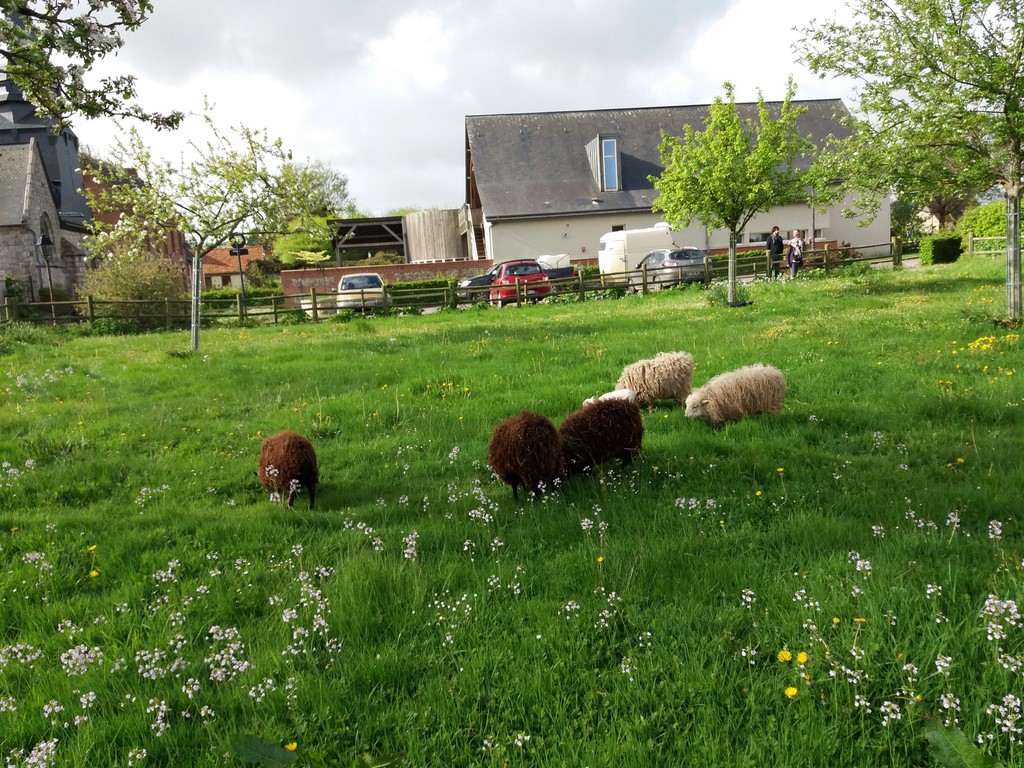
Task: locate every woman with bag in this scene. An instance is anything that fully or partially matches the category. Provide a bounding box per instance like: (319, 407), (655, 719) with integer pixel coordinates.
(786, 229), (804, 279)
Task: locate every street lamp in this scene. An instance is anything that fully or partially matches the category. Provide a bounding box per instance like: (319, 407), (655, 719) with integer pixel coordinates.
(35, 234), (56, 324)
(229, 234), (249, 319)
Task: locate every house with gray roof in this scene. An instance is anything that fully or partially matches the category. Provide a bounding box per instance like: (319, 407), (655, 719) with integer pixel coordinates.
(464, 99), (890, 266)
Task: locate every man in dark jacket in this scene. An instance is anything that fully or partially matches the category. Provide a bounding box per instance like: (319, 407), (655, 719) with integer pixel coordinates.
(766, 226), (784, 279)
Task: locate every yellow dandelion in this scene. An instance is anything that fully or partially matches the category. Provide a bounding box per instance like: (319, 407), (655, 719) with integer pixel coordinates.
(832, 617), (841, 625)
(854, 617), (866, 625)
(777, 649), (793, 663)
(89, 569), (100, 578)
(755, 490), (762, 497)
(284, 742), (297, 752)
(597, 556), (604, 564)
(956, 457), (965, 464)
(915, 694), (923, 702)
(784, 687), (798, 699)
(796, 651), (809, 665)
(88, 544), (97, 552)
(776, 467), (785, 474)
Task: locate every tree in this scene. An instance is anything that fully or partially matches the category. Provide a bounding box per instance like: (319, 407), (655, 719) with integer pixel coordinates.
(651, 79), (812, 305)
(0, 1), (182, 130)
(800, 0), (1024, 319)
(84, 104), (297, 350)
(279, 161), (358, 220)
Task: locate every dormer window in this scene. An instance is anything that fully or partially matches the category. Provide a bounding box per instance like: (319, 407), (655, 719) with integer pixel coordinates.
(586, 133), (621, 192)
(601, 137), (619, 191)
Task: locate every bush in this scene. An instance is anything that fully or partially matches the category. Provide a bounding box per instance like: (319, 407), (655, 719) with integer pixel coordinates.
(89, 317), (144, 336)
(705, 281), (752, 307)
(919, 234), (962, 265)
(956, 200), (1006, 239)
(82, 253), (188, 329)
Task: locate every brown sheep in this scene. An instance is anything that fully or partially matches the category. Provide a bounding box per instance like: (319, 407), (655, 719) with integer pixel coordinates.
(487, 411), (564, 500)
(560, 398), (644, 476)
(257, 430), (319, 508)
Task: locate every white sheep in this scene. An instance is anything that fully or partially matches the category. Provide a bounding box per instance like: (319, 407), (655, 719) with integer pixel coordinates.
(615, 352), (694, 407)
(582, 388), (638, 407)
(684, 364), (786, 426)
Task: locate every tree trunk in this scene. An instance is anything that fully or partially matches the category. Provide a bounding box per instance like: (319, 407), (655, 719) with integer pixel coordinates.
(727, 230), (737, 306)
(190, 255), (202, 351)
(1007, 192), (1021, 320)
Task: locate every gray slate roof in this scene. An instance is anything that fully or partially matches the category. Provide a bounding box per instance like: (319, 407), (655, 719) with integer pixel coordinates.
(465, 99), (851, 220)
(0, 143), (32, 226)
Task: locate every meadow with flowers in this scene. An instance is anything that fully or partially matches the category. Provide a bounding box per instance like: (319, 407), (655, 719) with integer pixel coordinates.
(1, 255), (1022, 766)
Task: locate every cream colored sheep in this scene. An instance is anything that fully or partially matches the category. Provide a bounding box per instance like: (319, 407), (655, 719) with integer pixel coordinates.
(615, 352), (694, 407)
(582, 388), (638, 407)
(684, 364), (786, 426)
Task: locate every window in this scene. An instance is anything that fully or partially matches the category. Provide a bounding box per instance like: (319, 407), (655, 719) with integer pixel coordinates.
(601, 138), (619, 192)
(749, 232), (773, 244)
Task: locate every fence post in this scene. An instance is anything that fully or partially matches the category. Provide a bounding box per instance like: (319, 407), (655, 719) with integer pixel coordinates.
(577, 271), (586, 302)
(967, 232), (974, 256)
(272, 295), (279, 325)
(309, 288), (319, 322)
(3, 296), (15, 321)
(892, 236), (903, 267)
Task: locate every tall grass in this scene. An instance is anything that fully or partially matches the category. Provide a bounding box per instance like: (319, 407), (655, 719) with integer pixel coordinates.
(1, 258), (1021, 767)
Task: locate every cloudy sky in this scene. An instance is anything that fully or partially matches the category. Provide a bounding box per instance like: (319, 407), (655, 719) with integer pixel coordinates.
(74, 0), (856, 216)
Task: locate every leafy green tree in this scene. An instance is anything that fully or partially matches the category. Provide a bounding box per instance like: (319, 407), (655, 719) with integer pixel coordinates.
(279, 161), (358, 220)
(0, 1), (182, 130)
(84, 103), (297, 350)
(274, 216), (334, 263)
(957, 200), (1007, 239)
(800, 0), (1024, 319)
(651, 79), (812, 305)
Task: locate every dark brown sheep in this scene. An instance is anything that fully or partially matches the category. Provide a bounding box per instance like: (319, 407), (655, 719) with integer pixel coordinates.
(257, 430), (319, 509)
(487, 411), (564, 500)
(560, 399), (644, 476)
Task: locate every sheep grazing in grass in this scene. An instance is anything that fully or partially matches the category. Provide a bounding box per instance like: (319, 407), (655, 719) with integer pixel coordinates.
(258, 430), (319, 508)
(582, 388), (638, 408)
(487, 411), (564, 500)
(684, 364), (787, 427)
(616, 351), (694, 408)
(560, 398), (644, 476)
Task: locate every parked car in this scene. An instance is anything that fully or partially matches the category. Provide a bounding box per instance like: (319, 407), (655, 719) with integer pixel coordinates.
(456, 264), (502, 301)
(487, 260), (552, 306)
(628, 247), (708, 289)
(336, 272), (392, 310)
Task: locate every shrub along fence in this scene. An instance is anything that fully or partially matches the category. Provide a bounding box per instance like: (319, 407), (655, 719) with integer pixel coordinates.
(3, 239), (899, 328)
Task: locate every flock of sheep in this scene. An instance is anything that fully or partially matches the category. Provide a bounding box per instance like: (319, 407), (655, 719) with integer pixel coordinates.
(487, 352), (788, 500)
(254, 353), (787, 507)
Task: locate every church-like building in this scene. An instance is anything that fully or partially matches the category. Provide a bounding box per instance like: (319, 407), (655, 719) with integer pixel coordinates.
(0, 77), (189, 304)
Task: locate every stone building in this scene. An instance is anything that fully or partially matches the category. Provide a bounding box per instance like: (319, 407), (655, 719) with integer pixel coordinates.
(0, 76), (92, 301)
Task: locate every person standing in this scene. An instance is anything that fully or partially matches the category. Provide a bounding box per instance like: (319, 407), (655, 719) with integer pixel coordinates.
(765, 226), (784, 279)
(787, 229), (804, 279)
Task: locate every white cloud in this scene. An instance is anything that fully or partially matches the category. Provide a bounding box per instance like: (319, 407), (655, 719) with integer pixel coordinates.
(70, 0), (856, 216)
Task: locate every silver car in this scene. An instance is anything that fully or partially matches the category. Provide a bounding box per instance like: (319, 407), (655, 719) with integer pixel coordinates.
(629, 247), (708, 289)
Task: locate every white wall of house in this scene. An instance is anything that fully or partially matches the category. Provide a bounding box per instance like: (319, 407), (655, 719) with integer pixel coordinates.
(485, 194), (891, 264)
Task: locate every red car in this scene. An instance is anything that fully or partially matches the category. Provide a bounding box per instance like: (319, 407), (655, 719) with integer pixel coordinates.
(488, 260), (552, 306)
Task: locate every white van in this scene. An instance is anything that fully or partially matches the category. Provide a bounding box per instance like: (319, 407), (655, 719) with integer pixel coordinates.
(598, 223), (675, 282)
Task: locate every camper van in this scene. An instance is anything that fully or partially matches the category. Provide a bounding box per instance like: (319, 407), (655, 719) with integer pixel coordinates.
(598, 223), (675, 282)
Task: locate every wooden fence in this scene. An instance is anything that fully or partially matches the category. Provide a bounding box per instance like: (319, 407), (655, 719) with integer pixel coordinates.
(965, 234), (1005, 257)
(2, 239), (898, 328)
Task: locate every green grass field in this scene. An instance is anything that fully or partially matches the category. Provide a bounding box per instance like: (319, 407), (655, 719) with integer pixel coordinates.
(1, 258), (1022, 767)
